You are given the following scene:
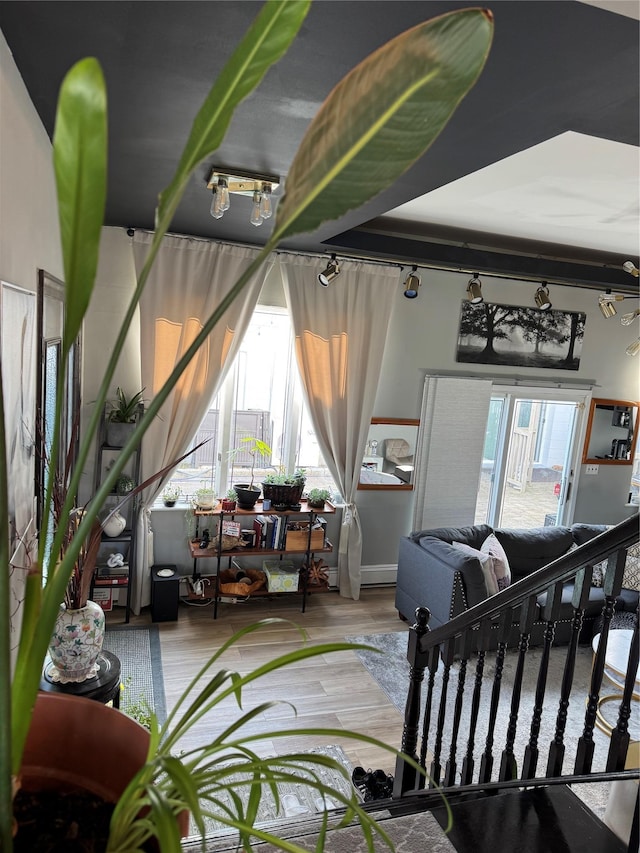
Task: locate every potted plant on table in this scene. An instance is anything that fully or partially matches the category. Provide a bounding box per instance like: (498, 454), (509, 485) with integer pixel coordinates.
(161, 484), (182, 507)
(263, 468), (307, 510)
(307, 488), (331, 509)
(232, 437), (272, 509)
(221, 488), (238, 512)
(1, 3), (492, 849)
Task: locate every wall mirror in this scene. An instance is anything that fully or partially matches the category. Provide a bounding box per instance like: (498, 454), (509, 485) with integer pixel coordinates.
(582, 398), (638, 465)
(358, 417), (419, 490)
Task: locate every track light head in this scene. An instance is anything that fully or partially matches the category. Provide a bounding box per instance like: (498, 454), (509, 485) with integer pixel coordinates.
(318, 254), (340, 286)
(403, 266), (421, 299)
(598, 289), (620, 318)
(534, 282), (552, 310)
(623, 260), (639, 277)
(466, 273), (483, 304)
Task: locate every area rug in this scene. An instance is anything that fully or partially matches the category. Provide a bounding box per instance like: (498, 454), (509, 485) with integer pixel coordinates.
(103, 625), (167, 724)
(349, 631), (631, 819)
(195, 808), (454, 852)
(196, 745), (358, 842)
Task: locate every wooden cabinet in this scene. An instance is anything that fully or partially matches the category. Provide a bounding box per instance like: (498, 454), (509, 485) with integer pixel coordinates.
(188, 500), (335, 618)
(89, 405), (142, 622)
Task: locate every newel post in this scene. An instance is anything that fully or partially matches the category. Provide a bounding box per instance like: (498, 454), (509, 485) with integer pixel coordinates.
(393, 606), (431, 796)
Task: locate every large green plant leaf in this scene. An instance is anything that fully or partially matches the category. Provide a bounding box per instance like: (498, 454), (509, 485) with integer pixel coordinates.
(156, 0), (310, 234)
(53, 57), (107, 352)
(274, 8), (493, 240)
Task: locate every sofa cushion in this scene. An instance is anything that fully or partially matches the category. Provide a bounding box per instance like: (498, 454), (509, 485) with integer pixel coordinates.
(570, 523), (610, 545)
(481, 533), (511, 591)
(451, 540), (498, 596)
(494, 526), (574, 581)
(413, 524), (493, 551)
(416, 535), (489, 607)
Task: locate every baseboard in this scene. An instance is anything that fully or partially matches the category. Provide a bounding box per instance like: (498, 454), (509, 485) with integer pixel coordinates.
(327, 564), (397, 587)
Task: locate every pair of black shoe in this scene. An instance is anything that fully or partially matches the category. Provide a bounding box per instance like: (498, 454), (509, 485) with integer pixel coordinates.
(351, 766), (394, 801)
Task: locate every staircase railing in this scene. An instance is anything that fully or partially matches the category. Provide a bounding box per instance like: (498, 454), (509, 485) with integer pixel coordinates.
(393, 514), (639, 805)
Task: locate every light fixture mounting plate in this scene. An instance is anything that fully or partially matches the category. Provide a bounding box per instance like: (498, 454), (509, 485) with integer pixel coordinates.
(206, 168), (280, 195)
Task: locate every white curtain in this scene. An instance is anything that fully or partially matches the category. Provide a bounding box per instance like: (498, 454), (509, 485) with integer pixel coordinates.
(412, 376), (492, 531)
(131, 233), (270, 612)
(279, 256), (399, 599)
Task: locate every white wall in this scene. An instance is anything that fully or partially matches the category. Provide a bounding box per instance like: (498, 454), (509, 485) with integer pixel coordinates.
(0, 30), (62, 291)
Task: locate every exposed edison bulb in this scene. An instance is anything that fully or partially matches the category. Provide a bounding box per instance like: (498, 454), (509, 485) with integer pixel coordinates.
(260, 184), (273, 220)
(217, 177), (230, 211)
(210, 188), (224, 219)
(250, 190), (263, 227)
(625, 337), (640, 357)
(623, 260), (639, 277)
(621, 308), (640, 326)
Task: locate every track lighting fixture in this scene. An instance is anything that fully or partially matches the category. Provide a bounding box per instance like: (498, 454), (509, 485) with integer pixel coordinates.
(318, 254), (341, 287)
(625, 337), (640, 356)
(206, 168), (279, 226)
(623, 260), (639, 277)
(403, 266), (421, 299)
(598, 289), (638, 318)
(466, 273), (483, 304)
(534, 282), (552, 310)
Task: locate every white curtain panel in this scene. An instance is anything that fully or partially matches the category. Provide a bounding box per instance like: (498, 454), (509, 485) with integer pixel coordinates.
(131, 233), (270, 611)
(279, 256), (399, 599)
(412, 376), (492, 532)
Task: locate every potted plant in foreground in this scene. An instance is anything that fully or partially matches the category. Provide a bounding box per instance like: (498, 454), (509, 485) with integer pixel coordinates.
(263, 468), (307, 510)
(1, 3), (493, 850)
(307, 488), (331, 509)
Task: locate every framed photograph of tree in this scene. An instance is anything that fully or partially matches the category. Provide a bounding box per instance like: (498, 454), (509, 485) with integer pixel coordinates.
(456, 301), (586, 370)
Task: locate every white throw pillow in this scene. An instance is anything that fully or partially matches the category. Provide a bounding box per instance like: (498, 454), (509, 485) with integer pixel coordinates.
(481, 533), (512, 591)
(451, 540), (499, 597)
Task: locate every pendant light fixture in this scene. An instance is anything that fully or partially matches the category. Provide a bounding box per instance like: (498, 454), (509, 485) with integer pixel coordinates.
(534, 282), (552, 310)
(206, 168), (279, 226)
(466, 273), (483, 303)
(403, 266), (421, 299)
(318, 254), (341, 286)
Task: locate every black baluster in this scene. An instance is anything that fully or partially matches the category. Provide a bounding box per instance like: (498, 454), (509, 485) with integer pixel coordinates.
(523, 581), (561, 779)
(430, 642), (452, 789)
(576, 593), (616, 774)
(418, 644), (440, 788)
(499, 595), (536, 782)
(461, 619), (491, 785)
(479, 610), (512, 783)
(607, 607), (639, 772)
(444, 633), (468, 787)
(394, 607), (430, 796)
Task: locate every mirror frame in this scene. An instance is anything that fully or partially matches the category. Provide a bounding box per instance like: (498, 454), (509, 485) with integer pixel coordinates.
(581, 397), (638, 465)
(358, 417), (420, 490)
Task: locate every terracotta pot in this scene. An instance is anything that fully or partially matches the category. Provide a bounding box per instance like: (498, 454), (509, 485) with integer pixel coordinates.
(20, 693), (190, 841)
(48, 601), (105, 683)
(22, 692), (150, 801)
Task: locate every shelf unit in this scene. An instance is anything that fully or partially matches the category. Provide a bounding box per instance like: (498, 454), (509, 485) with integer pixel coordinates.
(89, 404), (143, 623)
(188, 500), (335, 618)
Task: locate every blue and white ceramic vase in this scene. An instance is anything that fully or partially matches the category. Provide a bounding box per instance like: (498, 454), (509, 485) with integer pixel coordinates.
(48, 600), (106, 683)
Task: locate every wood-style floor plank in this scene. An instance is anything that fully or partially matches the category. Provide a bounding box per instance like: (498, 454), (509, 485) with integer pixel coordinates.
(111, 586), (408, 772)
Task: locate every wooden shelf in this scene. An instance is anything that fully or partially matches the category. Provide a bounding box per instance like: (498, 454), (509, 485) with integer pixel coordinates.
(192, 499), (336, 517)
(188, 539), (333, 559)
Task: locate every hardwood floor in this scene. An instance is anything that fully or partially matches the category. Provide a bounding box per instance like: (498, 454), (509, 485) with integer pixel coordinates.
(113, 586), (408, 774)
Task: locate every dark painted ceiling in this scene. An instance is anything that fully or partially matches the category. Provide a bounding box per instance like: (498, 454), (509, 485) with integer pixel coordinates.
(1, 1), (638, 291)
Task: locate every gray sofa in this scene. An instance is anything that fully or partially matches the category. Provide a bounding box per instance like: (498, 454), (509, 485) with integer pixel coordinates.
(395, 522), (639, 648)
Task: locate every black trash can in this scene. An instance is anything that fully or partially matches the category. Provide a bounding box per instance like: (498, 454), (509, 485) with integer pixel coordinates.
(151, 564), (180, 622)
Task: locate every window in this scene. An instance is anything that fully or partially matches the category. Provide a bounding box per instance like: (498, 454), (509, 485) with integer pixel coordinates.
(164, 307), (338, 503)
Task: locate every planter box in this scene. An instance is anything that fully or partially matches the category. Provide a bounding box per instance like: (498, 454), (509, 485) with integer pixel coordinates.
(263, 560), (298, 592)
(285, 523), (324, 551)
(106, 421), (136, 447)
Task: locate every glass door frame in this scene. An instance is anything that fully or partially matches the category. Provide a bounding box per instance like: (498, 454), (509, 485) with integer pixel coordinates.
(482, 386), (589, 528)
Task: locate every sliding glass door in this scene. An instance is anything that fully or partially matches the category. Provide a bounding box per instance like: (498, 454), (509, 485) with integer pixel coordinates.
(475, 390), (585, 529)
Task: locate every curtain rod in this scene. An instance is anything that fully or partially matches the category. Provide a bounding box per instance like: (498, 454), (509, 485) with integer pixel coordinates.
(125, 228), (633, 289)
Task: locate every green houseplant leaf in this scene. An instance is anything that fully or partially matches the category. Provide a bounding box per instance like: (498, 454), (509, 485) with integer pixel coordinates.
(273, 8), (494, 241)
